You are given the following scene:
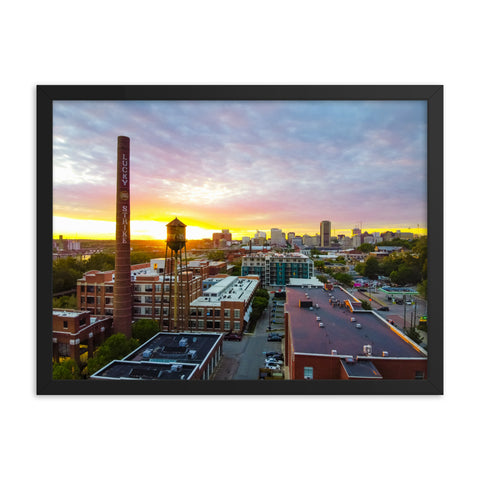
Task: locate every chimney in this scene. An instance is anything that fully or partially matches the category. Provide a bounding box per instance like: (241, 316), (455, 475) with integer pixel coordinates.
(113, 136), (132, 338)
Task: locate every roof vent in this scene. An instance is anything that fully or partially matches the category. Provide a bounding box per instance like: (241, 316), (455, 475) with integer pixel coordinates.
(331, 349), (337, 355)
(350, 317), (356, 322)
(355, 323), (362, 329)
(318, 322), (325, 328)
(363, 345), (372, 356)
(382, 351), (389, 357)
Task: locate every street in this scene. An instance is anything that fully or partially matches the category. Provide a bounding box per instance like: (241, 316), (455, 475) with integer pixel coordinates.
(212, 292), (285, 380)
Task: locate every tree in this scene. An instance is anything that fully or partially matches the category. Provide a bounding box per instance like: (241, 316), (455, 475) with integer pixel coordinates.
(52, 359), (81, 379)
(52, 295), (77, 309)
(357, 243), (375, 253)
(332, 272), (354, 287)
(52, 257), (84, 293)
(86, 333), (138, 376)
(207, 250), (225, 261)
(364, 257), (380, 279)
(404, 326), (423, 345)
(361, 300), (373, 310)
(132, 318), (160, 344)
(84, 253), (115, 271)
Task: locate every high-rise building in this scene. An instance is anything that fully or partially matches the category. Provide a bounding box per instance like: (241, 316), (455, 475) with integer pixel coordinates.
(270, 228), (286, 246)
(320, 220), (331, 247)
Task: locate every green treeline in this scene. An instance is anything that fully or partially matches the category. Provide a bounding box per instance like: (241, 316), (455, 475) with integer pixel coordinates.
(355, 237), (427, 295)
(52, 251), (160, 294)
(53, 319), (161, 379)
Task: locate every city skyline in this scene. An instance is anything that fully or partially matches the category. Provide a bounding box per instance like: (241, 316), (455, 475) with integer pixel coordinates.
(53, 100), (428, 240)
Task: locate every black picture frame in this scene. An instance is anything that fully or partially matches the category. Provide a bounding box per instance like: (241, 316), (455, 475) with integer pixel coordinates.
(37, 85), (443, 395)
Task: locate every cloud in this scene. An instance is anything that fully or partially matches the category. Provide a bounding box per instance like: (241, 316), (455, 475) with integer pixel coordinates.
(53, 100), (427, 234)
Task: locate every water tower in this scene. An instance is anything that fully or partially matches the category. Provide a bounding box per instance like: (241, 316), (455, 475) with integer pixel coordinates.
(162, 217), (190, 331)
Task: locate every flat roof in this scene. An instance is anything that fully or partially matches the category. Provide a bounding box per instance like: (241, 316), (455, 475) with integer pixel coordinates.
(191, 276), (258, 307)
(91, 332), (222, 380)
(285, 287), (426, 359)
(91, 360), (197, 380)
(125, 332), (222, 366)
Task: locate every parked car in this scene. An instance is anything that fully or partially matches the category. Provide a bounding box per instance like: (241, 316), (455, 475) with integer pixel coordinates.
(265, 364), (281, 370)
(265, 358), (283, 366)
(224, 332), (242, 341)
(267, 333), (283, 342)
(266, 353), (284, 361)
(377, 306), (390, 312)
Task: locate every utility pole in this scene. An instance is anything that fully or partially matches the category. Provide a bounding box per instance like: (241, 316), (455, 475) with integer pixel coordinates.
(403, 294), (406, 330)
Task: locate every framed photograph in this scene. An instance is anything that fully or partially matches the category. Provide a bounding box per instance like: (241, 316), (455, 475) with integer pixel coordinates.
(38, 85), (443, 395)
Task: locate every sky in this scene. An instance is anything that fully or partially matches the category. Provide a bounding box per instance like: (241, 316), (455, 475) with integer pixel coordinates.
(53, 100), (427, 240)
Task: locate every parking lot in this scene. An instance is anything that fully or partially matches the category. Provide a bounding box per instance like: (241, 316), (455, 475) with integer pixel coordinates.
(212, 292), (285, 380)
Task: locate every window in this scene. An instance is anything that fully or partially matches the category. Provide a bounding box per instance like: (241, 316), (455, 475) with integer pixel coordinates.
(63, 321), (68, 329)
(134, 285), (142, 292)
(234, 309), (240, 319)
(224, 320), (230, 331)
(144, 307), (152, 315)
(224, 309), (230, 318)
(214, 320), (220, 329)
(198, 320), (204, 329)
(234, 321), (240, 331)
(105, 286), (113, 293)
(145, 285), (153, 292)
(215, 309), (221, 317)
(207, 320), (213, 329)
(87, 297), (94, 304)
(86, 285), (94, 293)
(304, 367), (313, 380)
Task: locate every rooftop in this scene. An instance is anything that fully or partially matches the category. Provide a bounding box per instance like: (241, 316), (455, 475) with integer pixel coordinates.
(191, 276), (259, 307)
(285, 286), (426, 359)
(91, 332), (222, 380)
(125, 332), (222, 365)
(91, 360), (197, 380)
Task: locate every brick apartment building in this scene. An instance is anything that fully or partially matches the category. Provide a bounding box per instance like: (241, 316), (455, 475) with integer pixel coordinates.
(52, 309), (113, 363)
(284, 286), (427, 380)
(76, 258), (259, 334)
(189, 275), (260, 333)
(76, 258), (203, 331)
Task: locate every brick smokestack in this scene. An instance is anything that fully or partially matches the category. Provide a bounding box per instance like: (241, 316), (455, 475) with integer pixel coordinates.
(114, 136), (132, 338)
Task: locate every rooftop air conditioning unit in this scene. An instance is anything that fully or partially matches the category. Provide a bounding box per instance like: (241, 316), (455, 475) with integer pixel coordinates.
(350, 317), (356, 322)
(355, 323), (362, 329)
(331, 349), (337, 355)
(382, 351), (389, 357)
(318, 322), (325, 328)
(363, 345), (372, 356)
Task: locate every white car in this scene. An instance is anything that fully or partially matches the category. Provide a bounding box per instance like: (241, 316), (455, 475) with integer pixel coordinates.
(265, 364), (281, 370)
(265, 358), (283, 366)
